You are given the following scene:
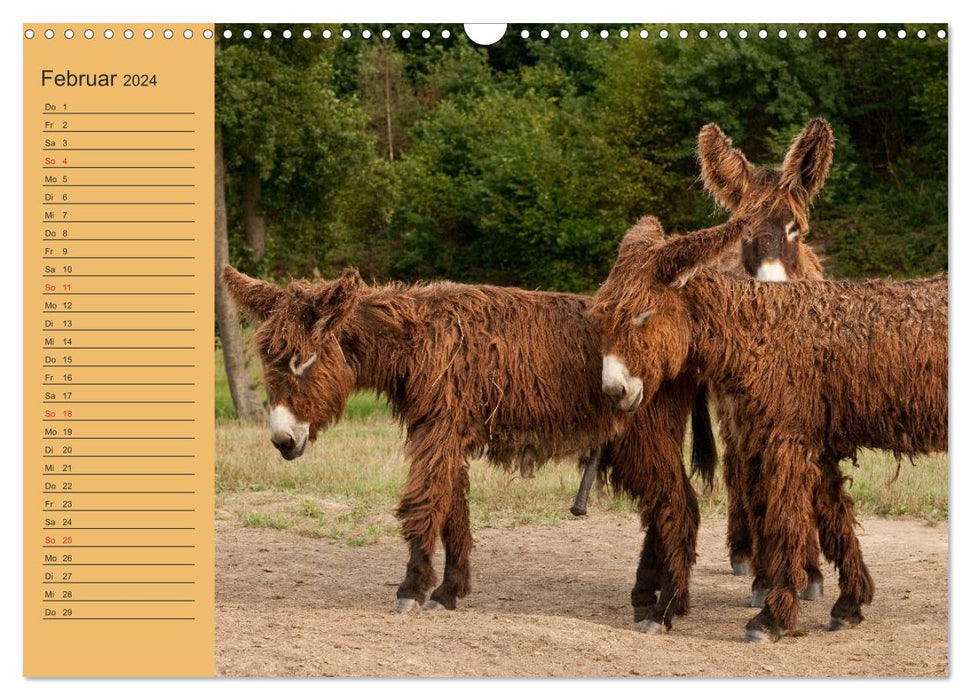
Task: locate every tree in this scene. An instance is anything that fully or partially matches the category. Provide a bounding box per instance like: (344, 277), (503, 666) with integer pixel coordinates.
(214, 130), (263, 420)
(216, 30), (395, 280)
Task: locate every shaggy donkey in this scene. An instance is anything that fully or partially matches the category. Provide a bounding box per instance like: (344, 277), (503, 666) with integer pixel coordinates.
(591, 217), (947, 642)
(574, 119), (837, 605)
(695, 118), (835, 604)
(222, 263), (701, 633)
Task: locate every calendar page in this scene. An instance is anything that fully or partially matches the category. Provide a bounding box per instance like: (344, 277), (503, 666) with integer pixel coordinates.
(23, 25), (215, 677)
(20, 21), (949, 679)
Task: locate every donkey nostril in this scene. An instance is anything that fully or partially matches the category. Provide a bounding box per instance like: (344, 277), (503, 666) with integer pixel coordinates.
(271, 434), (296, 453)
(603, 383), (625, 400)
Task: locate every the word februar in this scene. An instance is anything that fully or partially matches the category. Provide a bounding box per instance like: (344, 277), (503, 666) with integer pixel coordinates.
(41, 69), (117, 87)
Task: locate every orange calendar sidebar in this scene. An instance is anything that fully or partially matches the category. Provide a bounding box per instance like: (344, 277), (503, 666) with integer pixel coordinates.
(23, 25), (215, 677)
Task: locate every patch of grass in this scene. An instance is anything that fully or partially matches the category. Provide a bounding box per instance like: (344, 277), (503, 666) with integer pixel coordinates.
(216, 412), (948, 546)
(341, 391), (390, 422)
(300, 499), (324, 518)
(239, 512), (291, 530)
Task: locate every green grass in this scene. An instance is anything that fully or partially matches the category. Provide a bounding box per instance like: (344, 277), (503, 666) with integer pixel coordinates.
(238, 511), (291, 530)
(215, 411), (948, 545)
(214, 343), (264, 421)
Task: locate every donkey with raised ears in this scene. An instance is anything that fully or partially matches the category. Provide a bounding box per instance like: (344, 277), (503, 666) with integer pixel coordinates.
(222, 265), (702, 633)
(695, 118), (838, 603)
(590, 217), (947, 642)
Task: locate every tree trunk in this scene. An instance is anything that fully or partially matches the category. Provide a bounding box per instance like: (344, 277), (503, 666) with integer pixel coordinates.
(215, 131), (264, 421)
(241, 171), (267, 259)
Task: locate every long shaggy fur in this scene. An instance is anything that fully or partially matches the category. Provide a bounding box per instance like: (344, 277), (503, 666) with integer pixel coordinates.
(591, 219), (947, 637)
(690, 274), (947, 458)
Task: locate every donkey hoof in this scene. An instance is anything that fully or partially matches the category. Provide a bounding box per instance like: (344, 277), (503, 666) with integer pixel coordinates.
(569, 505), (587, 517)
(743, 628), (772, 644)
(750, 588), (767, 608)
(827, 616), (861, 632)
(731, 561), (751, 577)
(801, 581), (824, 601)
(746, 610), (784, 643)
(391, 598), (419, 613)
(421, 599), (447, 612)
(637, 619), (665, 635)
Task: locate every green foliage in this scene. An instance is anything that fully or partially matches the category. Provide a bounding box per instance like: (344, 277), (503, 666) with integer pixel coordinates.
(216, 27), (395, 281)
(216, 24), (947, 289)
(392, 83), (629, 289)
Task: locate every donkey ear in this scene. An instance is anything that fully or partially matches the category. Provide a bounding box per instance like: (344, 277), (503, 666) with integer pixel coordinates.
(616, 216), (666, 260)
(621, 216), (666, 250)
(221, 266), (283, 322)
(310, 268), (363, 340)
(780, 118), (834, 202)
(698, 123), (756, 211)
(653, 219), (750, 285)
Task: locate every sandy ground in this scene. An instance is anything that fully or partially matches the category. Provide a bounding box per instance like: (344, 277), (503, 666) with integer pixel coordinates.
(215, 515), (948, 677)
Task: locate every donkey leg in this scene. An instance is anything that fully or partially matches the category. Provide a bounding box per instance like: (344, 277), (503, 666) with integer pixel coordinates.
(393, 427), (467, 612)
(638, 471), (700, 634)
(801, 533), (825, 601)
(814, 455), (874, 631)
(740, 456), (823, 605)
(393, 539), (437, 612)
(630, 523), (662, 623)
(744, 441), (817, 643)
(723, 438), (754, 576)
(570, 449), (601, 517)
(743, 466), (822, 606)
(424, 466), (473, 611)
(748, 537), (822, 608)
(609, 375), (696, 630)
(738, 454), (771, 608)
(750, 507), (822, 606)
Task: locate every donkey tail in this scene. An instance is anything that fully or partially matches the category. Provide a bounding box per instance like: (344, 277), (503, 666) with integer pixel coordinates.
(690, 385), (718, 489)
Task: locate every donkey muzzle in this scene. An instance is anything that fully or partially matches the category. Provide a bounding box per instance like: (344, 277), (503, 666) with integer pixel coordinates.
(269, 404), (311, 460)
(604, 381), (644, 412)
(601, 355), (645, 412)
(270, 430), (308, 461)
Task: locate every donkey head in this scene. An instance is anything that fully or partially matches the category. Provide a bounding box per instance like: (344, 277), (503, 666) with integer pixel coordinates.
(698, 118), (833, 281)
(222, 266), (363, 460)
(591, 216), (749, 412)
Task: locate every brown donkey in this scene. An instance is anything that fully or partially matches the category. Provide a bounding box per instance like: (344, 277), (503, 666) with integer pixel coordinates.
(696, 118), (836, 605)
(223, 264), (701, 633)
(574, 119), (837, 607)
(591, 217), (947, 642)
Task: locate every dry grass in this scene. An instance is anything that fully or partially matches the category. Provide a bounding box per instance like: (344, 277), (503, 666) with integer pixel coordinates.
(216, 393), (948, 545)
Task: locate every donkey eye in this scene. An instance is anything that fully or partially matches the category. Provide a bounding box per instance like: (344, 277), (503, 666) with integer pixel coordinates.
(289, 353), (319, 378)
(633, 310), (655, 327)
(785, 222), (800, 241)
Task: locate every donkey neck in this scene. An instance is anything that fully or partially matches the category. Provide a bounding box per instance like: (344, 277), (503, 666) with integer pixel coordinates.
(680, 271), (764, 391)
(341, 285), (420, 400)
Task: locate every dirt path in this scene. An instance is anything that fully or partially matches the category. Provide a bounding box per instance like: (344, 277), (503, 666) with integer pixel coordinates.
(216, 515), (947, 677)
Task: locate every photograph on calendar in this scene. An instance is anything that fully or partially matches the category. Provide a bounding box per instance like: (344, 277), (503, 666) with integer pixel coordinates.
(212, 23), (948, 676)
